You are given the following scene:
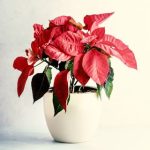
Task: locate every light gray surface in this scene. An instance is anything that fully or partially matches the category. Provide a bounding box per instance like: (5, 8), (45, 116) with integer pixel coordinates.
(0, 127), (150, 150)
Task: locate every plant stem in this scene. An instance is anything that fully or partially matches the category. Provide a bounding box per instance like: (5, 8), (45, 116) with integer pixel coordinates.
(74, 80), (78, 86)
(91, 46), (110, 57)
(70, 75), (75, 93)
(42, 58), (59, 70)
(34, 61), (44, 67)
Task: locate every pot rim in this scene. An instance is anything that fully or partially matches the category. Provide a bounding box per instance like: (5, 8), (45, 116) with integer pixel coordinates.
(47, 86), (97, 95)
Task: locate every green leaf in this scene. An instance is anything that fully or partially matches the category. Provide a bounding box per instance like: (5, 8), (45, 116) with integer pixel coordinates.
(96, 84), (102, 99)
(31, 73), (49, 103)
(104, 81), (113, 98)
(53, 93), (70, 116)
(104, 66), (114, 98)
(65, 60), (73, 72)
(45, 67), (52, 84)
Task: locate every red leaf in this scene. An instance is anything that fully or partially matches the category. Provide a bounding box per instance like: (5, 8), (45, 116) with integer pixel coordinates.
(96, 34), (137, 69)
(50, 16), (71, 26)
(13, 57), (28, 71)
(65, 23), (78, 32)
(54, 70), (70, 111)
(73, 54), (90, 85)
(17, 66), (34, 97)
(82, 50), (109, 85)
(106, 44), (137, 69)
(33, 24), (44, 39)
(49, 27), (63, 40)
(54, 31), (84, 56)
(90, 21), (99, 33)
(45, 45), (72, 61)
(115, 48), (137, 69)
(81, 35), (97, 43)
(84, 12), (114, 31)
(100, 34), (128, 50)
(31, 40), (43, 58)
(25, 49), (39, 65)
(92, 27), (105, 40)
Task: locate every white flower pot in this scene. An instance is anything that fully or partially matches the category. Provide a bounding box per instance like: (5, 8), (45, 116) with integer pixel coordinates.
(43, 91), (101, 143)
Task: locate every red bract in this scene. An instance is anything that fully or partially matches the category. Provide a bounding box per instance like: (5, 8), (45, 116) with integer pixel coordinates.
(13, 13), (137, 115)
(84, 12), (114, 31)
(54, 31), (84, 56)
(26, 49), (39, 65)
(50, 16), (71, 26)
(81, 27), (105, 44)
(13, 57), (28, 71)
(33, 24), (44, 40)
(17, 66), (34, 97)
(31, 16), (82, 62)
(95, 34), (137, 69)
(45, 45), (71, 61)
(13, 57), (34, 96)
(54, 70), (70, 111)
(49, 16), (79, 32)
(82, 50), (109, 85)
(31, 24), (47, 58)
(73, 54), (90, 85)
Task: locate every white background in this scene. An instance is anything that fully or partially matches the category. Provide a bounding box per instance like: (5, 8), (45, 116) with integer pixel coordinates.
(0, 0), (150, 149)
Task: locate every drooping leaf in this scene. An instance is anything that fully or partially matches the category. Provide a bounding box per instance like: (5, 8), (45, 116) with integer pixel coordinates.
(100, 34), (129, 50)
(84, 12), (114, 31)
(96, 84), (102, 98)
(53, 70), (70, 111)
(73, 54), (90, 86)
(104, 66), (114, 98)
(107, 66), (114, 82)
(17, 66), (34, 97)
(44, 67), (52, 84)
(96, 34), (137, 69)
(82, 50), (109, 85)
(53, 93), (63, 116)
(53, 93), (70, 116)
(45, 45), (72, 61)
(31, 73), (49, 102)
(13, 57), (28, 71)
(104, 81), (113, 98)
(54, 31), (84, 56)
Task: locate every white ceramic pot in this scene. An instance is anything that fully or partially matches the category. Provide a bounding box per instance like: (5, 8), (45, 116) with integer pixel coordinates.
(43, 91), (101, 143)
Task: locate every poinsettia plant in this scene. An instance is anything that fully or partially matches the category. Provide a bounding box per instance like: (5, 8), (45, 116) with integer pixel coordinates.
(13, 12), (137, 116)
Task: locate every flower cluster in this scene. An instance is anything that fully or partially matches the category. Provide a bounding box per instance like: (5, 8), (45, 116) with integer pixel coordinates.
(13, 12), (137, 115)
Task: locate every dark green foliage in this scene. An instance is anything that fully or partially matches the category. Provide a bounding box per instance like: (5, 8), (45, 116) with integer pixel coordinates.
(59, 62), (66, 71)
(53, 93), (70, 116)
(31, 73), (49, 103)
(104, 67), (114, 98)
(65, 60), (73, 72)
(96, 84), (102, 98)
(45, 67), (52, 84)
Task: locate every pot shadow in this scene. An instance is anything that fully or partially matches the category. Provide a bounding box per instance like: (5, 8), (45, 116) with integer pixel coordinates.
(0, 131), (78, 146)
(0, 131), (53, 145)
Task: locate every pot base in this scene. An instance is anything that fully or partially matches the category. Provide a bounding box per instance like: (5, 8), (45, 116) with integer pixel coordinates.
(43, 91), (101, 143)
